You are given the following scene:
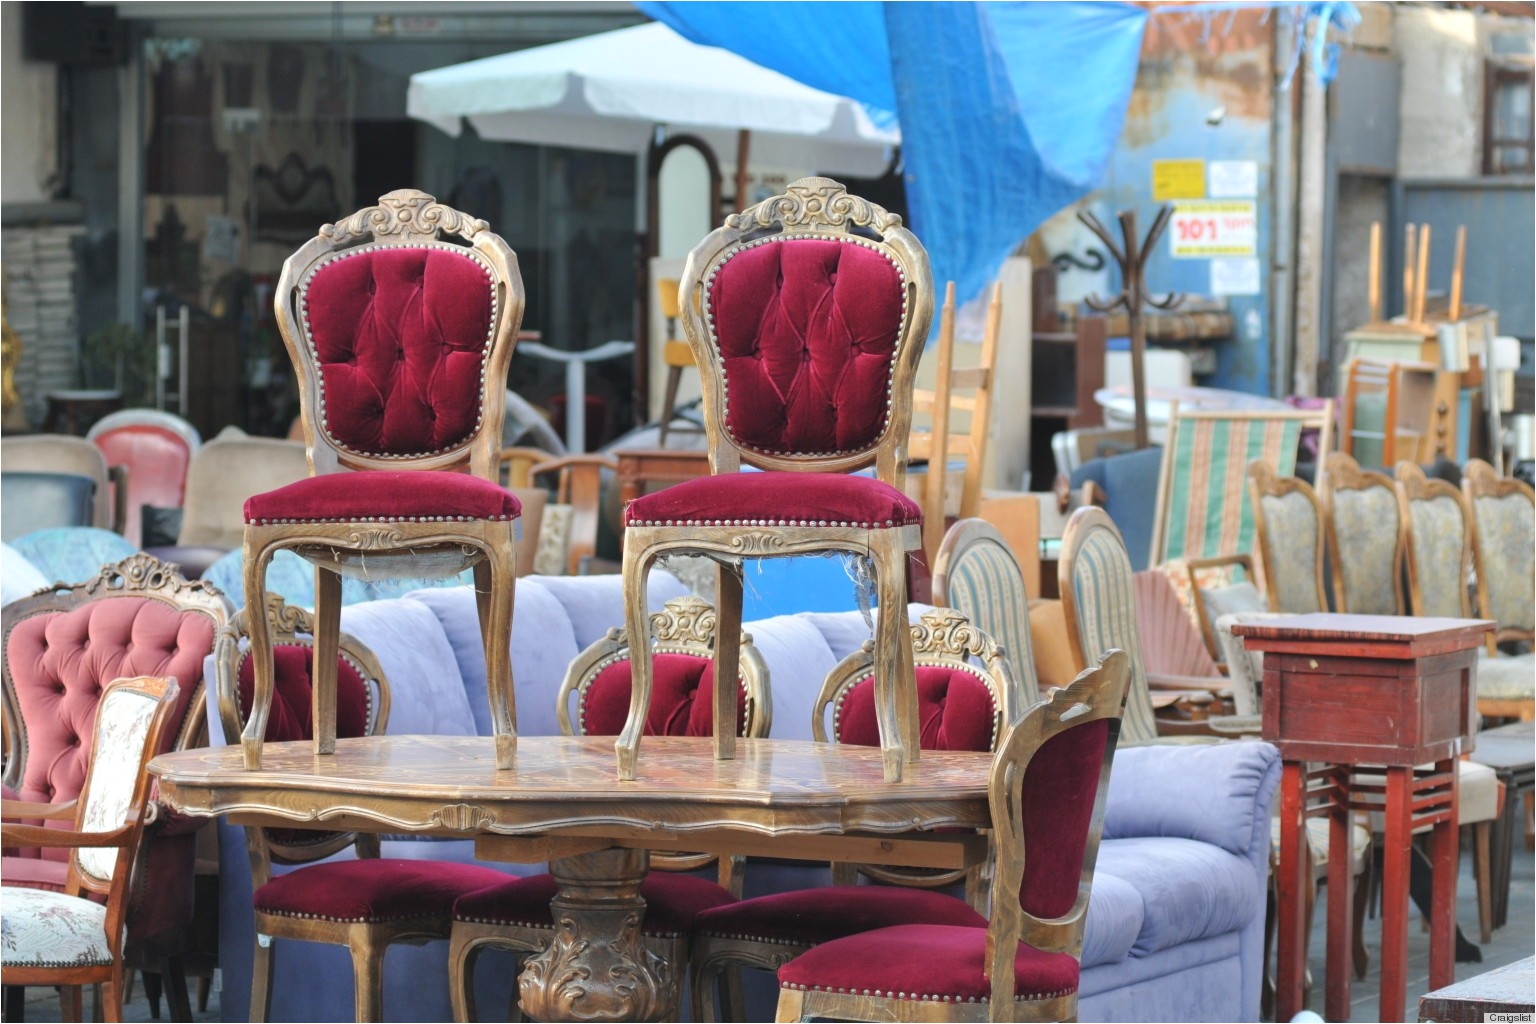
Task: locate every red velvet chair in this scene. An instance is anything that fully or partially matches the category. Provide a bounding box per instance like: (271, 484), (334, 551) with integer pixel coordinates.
(241, 189), (525, 771)
(620, 177), (934, 783)
(87, 409), (201, 547)
(447, 595), (769, 1022)
(213, 595), (508, 1022)
(1, 553), (231, 1020)
(687, 608), (1026, 1022)
(774, 648), (1132, 1024)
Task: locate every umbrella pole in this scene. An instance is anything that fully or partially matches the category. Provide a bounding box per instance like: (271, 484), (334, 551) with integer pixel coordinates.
(736, 130), (751, 212)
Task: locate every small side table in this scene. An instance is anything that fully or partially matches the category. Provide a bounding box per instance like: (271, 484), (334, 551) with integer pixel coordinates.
(1234, 613), (1492, 1024)
(43, 388), (121, 435)
(1419, 955), (1534, 1022)
(616, 448), (711, 508)
(1468, 720), (1535, 931)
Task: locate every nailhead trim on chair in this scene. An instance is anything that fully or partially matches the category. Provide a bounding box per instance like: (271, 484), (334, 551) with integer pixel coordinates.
(703, 235), (908, 460)
(298, 242), (499, 460)
(452, 911), (688, 938)
(246, 514), (518, 525)
(627, 517), (914, 529)
(779, 984), (1077, 1003)
(260, 909), (447, 925)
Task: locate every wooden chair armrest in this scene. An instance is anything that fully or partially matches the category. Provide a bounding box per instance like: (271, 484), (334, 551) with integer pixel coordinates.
(2, 799), (77, 821)
(1, 822), (131, 849)
(1146, 673), (1226, 694)
(1184, 552), (1256, 576)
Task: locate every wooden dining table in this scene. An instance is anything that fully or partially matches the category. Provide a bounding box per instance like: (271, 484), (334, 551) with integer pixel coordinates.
(150, 733), (993, 1023)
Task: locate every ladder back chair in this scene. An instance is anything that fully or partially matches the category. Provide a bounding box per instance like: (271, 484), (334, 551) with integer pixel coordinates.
(932, 518), (1041, 707)
(241, 189), (526, 771)
(773, 650), (1132, 1024)
(449, 595), (767, 1023)
(1320, 452), (1404, 615)
(0, 676), (181, 1024)
(620, 177), (934, 783)
(214, 595), (507, 1022)
(688, 608), (1027, 1022)
(909, 281), (1002, 565)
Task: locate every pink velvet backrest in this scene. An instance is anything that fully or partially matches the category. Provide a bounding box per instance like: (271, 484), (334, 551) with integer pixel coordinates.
(276, 190), (524, 480)
(680, 177), (932, 481)
(92, 424), (195, 545)
(4, 598), (213, 860)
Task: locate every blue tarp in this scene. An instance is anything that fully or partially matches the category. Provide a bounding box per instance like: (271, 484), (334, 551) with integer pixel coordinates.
(636, 0), (1148, 304)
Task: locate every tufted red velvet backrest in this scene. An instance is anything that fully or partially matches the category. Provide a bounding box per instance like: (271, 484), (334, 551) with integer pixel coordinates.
(578, 653), (747, 738)
(837, 665), (997, 752)
(1017, 718), (1110, 920)
(235, 644), (370, 744)
(5, 598), (212, 860)
(301, 245), (496, 459)
(92, 425), (195, 545)
(706, 237), (906, 458)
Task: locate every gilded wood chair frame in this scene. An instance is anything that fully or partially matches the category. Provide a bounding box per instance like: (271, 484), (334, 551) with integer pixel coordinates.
(1248, 461), (1328, 614)
(1, 553), (229, 797)
(1, 675), (181, 1023)
(1320, 452), (1404, 615)
(1463, 457), (1535, 654)
(775, 649), (1132, 1024)
(213, 595), (411, 1023)
(909, 281), (1002, 564)
(621, 177), (934, 783)
(244, 190), (526, 773)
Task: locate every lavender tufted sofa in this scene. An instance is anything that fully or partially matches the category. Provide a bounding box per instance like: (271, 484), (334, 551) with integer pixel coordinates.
(201, 575), (1279, 1022)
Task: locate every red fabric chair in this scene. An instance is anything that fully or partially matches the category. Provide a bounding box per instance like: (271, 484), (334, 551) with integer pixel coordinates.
(774, 649), (1133, 1024)
(240, 189), (526, 771)
(619, 177), (934, 783)
(87, 410), (201, 547)
(447, 596), (769, 1022)
(687, 608), (1027, 1021)
(1, 553), (231, 1019)
(212, 595), (507, 1022)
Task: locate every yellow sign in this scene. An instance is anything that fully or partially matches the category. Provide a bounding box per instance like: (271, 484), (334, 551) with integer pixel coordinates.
(1152, 159), (1206, 201)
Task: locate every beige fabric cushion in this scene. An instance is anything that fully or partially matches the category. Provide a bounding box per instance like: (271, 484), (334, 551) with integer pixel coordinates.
(0, 887), (111, 968)
(1478, 651), (1535, 702)
(1356, 760), (1499, 832)
(1270, 817), (1371, 874)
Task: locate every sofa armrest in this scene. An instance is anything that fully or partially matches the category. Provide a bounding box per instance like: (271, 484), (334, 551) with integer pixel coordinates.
(1103, 741), (1281, 858)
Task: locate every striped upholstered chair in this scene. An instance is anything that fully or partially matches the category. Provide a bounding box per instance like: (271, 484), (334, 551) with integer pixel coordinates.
(932, 518), (1040, 707)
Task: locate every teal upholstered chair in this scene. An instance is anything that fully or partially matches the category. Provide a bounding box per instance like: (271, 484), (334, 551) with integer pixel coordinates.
(932, 518), (1041, 707)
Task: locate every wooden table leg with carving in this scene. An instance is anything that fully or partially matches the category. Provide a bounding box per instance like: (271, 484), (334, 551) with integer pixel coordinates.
(517, 847), (674, 1023)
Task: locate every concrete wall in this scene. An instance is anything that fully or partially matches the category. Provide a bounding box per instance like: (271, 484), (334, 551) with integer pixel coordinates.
(1395, 6), (1484, 178)
(0, 3), (59, 204)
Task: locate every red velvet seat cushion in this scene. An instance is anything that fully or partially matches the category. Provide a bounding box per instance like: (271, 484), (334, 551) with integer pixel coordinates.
(254, 859), (508, 923)
(4, 597), (212, 857)
(694, 886), (983, 947)
(244, 471), (520, 524)
(837, 666), (997, 752)
(304, 246), (496, 457)
(708, 237), (905, 456)
(454, 872), (736, 937)
(778, 923), (1079, 1004)
(579, 653), (746, 738)
(623, 472), (919, 530)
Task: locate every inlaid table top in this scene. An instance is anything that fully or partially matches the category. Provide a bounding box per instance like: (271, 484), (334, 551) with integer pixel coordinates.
(149, 734), (994, 841)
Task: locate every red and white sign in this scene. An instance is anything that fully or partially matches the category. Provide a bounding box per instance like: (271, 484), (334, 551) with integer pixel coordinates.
(1169, 200), (1257, 258)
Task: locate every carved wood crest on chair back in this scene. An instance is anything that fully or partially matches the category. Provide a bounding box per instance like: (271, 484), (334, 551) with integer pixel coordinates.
(276, 188), (525, 480)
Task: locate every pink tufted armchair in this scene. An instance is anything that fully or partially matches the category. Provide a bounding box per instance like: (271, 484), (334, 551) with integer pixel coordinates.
(240, 189), (526, 772)
(619, 177), (934, 783)
(1, 553), (230, 1019)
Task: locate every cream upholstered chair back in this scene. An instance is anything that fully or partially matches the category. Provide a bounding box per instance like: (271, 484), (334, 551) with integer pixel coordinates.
(1249, 461), (1327, 614)
(1395, 461), (1472, 619)
(1321, 451), (1403, 615)
(1464, 458), (1535, 644)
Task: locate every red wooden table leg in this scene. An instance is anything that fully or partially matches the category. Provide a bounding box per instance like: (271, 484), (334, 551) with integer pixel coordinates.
(1276, 760), (1309, 1022)
(1325, 768), (1354, 1022)
(1428, 757), (1459, 991)
(1379, 765), (1411, 1024)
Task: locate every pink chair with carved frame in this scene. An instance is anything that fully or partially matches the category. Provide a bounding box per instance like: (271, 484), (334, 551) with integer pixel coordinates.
(241, 190), (525, 772)
(620, 177), (934, 783)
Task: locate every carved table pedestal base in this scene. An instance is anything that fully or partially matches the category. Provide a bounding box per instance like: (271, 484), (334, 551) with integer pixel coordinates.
(517, 848), (673, 1022)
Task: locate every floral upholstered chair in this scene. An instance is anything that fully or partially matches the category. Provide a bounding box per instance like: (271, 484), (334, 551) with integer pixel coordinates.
(1248, 461), (1328, 614)
(1463, 458), (1534, 721)
(1, 676), (181, 1022)
(619, 177), (933, 783)
(773, 650), (1132, 1024)
(448, 595), (770, 1022)
(241, 189), (525, 772)
(1320, 452), (1403, 615)
(686, 608), (1027, 1022)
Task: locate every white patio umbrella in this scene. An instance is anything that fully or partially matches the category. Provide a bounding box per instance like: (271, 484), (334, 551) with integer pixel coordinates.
(406, 21), (899, 177)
